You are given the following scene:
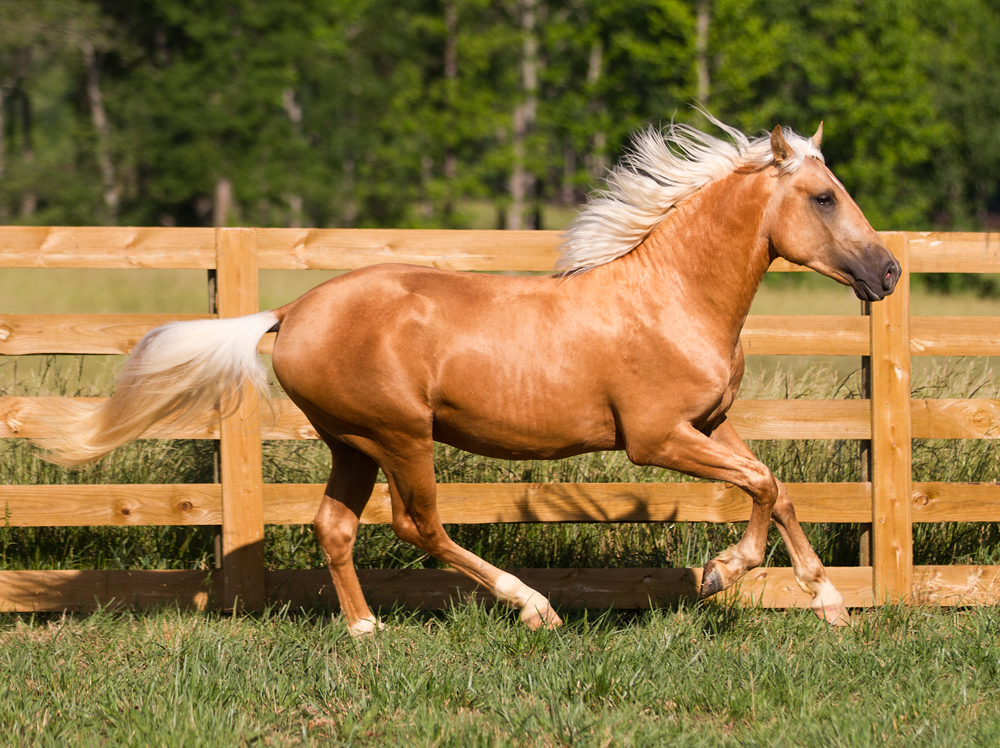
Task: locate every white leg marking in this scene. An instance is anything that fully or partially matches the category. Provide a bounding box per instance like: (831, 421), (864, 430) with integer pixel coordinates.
(494, 572), (540, 608)
(494, 572), (561, 628)
(347, 617), (384, 637)
(806, 579), (850, 627)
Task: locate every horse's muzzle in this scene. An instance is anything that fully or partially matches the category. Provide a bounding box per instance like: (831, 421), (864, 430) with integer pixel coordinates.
(850, 248), (901, 301)
(882, 255), (901, 294)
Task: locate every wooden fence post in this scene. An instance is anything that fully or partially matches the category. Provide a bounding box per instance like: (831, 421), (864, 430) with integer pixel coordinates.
(859, 299), (872, 566)
(215, 228), (266, 611)
(870, 232), (912, 603)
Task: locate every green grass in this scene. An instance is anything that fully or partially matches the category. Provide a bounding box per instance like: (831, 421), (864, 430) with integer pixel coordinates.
(2, 602), (1000, 747)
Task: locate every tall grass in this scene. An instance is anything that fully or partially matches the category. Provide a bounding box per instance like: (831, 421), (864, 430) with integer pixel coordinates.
(2, 356), (1000, 572)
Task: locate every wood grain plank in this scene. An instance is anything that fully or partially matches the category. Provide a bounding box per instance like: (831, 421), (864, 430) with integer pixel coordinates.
(0, 570), (218, 612)
(0, 484), (222, 526)
(4, 480), (997, 528)
(0, 314), (213, 355)
(908, 232), (1000, 274)
(256, 228), (564, 271)
(9, 393), (998, 443)
(0, 228), (991, 273)
(5, 313), (993, 360)
(740, 315), (869, 356)
(729, 399), (870, 439)
(911, 399), (1000, 439)
(0, 397), (219, 439)
(261, 481), (872, 525)
(216, 228), (266, 611)
(0, 227), (217, 269)
(910, 317), (1000, 356)
(911, 482), (1000, 522)
(260, 399), (318, 440)
(0, 564), (990, 612)
(912, 565), (1000, 605)
(870, 232), (913, 603)
(766, 258), (811, 272)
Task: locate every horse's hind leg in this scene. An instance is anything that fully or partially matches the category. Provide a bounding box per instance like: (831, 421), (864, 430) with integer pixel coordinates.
(313, 438), (381, 636)
(381, 440), (562, 630)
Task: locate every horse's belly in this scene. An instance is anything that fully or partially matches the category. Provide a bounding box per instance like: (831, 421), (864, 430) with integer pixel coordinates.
(431, 404), (618, 460)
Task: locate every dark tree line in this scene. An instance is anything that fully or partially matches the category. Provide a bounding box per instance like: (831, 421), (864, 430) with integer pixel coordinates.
(1, 0), (998, 232)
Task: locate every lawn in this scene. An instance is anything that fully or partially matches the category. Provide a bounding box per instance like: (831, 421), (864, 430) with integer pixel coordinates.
(2, 601), (998, 747)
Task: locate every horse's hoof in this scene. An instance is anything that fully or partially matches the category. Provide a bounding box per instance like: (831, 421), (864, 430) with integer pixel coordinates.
(347, 617), (384, 637)
(521, 603), (562, 630)
(812, 602), (851, 627)
(699, 561), (725, 599)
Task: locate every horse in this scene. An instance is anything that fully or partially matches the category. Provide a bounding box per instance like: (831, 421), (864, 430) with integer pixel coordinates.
(39, 116), (899, 635)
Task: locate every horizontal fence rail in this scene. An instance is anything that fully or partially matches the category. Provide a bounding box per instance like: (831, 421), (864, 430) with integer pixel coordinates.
(2, 228), (1000, 613)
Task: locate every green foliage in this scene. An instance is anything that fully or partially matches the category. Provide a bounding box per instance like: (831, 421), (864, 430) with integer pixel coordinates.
(0, 0), (997, 232)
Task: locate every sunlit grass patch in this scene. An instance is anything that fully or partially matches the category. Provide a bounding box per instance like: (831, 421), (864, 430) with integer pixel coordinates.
(2, 603), (1000, 746)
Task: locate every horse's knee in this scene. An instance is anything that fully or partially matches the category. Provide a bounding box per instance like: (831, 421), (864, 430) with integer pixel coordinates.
(742, 543), (766, 570)
(744, 463), (778, 507)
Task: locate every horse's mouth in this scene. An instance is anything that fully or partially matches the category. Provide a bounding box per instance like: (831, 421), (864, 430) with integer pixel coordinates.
(851, 278), (885, 302)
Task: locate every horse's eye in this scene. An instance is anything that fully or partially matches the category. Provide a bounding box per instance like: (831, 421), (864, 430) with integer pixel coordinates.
(814, 194), (834, 208)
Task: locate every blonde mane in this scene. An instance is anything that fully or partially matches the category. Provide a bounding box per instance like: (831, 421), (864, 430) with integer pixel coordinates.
(556, 114), (824, 273)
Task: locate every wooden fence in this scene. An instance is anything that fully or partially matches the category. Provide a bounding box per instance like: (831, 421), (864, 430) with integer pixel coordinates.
(2, 227), (1000, 613)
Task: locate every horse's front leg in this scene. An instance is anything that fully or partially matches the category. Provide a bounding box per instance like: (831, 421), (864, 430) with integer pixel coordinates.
(628, 421), (779, 598)
(708, 419), (850, 626)
(771, 482), (850, 626)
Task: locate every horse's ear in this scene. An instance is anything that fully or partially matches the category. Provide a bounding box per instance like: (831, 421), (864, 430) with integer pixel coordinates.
(811, 121), (824, 149)
(770, 125), (790, 164)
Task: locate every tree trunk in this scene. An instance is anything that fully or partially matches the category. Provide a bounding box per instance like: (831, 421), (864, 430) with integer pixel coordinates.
(695, 0), (711, 107)
(213, 177), (233, 227)
(585, 38), (607, 185)
(0, 86), (7, 223)
(562, 143), (575, 206)
(82, 40), (120, 224)
(507, 0), (538, 231)
(442, 0), (459, 221)
(282, 87), (304, 228)
(341, 159), (358, 227)
(19, 90), (36, 219)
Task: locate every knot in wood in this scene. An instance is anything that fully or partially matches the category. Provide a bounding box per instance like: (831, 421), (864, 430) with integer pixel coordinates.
(972, 409), (991, 428)
(179, 501), (193, 512)
(0, 325), (11, 341)
(120, 507), (131, 516)
(914, 493), (930, 506)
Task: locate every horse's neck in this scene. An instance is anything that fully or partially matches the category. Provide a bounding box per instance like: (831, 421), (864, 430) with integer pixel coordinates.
(609, 171), (773, 331)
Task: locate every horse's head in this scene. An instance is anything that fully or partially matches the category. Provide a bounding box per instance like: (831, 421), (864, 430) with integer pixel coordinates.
(766, 124), (900, 301)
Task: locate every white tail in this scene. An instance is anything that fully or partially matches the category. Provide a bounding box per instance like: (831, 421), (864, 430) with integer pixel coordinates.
(38, 311), (279, 466)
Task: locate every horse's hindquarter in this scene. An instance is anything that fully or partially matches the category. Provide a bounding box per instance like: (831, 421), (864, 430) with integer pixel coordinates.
(271, 265), (619, 459)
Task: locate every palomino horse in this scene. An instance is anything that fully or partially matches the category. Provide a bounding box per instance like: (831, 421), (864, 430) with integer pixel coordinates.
(41, 117), (899, 634)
